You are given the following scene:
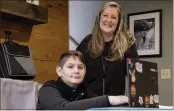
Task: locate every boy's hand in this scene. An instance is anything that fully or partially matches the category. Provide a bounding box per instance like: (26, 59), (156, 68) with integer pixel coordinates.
(108, 96), (128, 106)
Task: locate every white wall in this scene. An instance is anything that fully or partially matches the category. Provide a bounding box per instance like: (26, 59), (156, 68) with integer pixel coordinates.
(69, 39), (77, 50)
(69, 1), (104, 50)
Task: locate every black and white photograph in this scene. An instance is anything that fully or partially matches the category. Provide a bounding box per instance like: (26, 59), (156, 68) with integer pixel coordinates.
(128, 9), (162, 57)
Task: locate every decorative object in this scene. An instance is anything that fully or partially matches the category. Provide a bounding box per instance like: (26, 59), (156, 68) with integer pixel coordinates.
(128, 9), (162, 57)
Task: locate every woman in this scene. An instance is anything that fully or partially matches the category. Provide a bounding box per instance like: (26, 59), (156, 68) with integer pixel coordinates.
(76, 2), (138, 96)
(37, 51), (128, 110)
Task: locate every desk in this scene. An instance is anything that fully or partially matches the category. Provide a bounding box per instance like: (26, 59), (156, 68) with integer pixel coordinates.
(89, 105), (173, 110)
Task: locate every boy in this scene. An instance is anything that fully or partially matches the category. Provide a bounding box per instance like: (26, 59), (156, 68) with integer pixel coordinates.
(37, 51), (128, 110)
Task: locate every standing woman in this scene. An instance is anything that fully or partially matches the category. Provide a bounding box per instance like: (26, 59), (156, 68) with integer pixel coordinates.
(76, 2), (138, 96)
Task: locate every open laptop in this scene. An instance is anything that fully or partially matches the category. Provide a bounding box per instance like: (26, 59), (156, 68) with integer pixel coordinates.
(126, 58), (159, 108)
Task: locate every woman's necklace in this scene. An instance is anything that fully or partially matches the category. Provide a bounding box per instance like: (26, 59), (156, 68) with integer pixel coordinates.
(102, 56), (107, 73)
(102, 56), (107, 95)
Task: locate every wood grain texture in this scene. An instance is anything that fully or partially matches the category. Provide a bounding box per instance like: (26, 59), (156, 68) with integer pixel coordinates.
(29, 34), (68, 61)
(31, 0), (69, 83)
(33, 60), (58, 83)
(31, 17), (68, 41)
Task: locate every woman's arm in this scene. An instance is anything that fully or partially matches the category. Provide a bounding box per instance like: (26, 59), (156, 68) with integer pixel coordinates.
(125, 43), (138, 58)
(76, 34), (92, 53)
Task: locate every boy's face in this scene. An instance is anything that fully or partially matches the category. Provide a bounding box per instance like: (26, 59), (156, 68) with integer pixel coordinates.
(57, 56), (86, 88)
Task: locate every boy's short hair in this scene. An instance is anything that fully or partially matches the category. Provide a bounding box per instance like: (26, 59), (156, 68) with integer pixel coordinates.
(58, 50), (85, 68)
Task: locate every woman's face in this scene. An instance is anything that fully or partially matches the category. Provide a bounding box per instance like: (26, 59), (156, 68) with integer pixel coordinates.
(57, 56), (86, 88)
(99, 6), (119, 35)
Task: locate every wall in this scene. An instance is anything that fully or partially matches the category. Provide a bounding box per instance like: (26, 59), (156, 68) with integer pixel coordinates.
(69, 1), (104, 50)
(0, 0), (69, 83)
(32, 0), (69, 83)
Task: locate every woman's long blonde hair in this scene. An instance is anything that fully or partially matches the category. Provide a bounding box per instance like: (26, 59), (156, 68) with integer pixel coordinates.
(88, 1), (135, 61)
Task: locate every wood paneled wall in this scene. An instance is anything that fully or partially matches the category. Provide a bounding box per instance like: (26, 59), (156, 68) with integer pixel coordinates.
(0, 0), (69, 83)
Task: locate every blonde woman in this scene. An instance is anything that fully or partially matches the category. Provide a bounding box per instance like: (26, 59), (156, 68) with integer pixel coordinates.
(77, 2), (138, 96)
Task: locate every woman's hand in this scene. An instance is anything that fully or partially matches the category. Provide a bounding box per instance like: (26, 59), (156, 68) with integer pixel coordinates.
(108, 96), (128, 106)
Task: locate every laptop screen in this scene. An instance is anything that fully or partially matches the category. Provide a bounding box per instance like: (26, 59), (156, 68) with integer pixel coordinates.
(126, 58), (159, 108)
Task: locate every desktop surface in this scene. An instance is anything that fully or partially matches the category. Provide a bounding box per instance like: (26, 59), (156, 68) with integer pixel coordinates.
(89, 105), (173, 110)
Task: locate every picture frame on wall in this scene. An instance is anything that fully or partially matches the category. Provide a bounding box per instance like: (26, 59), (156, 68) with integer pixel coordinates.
(127, 9), (162, 57)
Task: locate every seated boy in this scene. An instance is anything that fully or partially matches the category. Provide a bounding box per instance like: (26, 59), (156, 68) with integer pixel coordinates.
(37, 51), (128, 110)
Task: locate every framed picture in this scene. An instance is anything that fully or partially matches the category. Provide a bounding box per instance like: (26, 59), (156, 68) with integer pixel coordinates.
(127, 9), (162, 57)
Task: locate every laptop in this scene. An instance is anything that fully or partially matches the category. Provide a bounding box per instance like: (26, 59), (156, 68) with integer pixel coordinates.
(126, 58), (159, 108)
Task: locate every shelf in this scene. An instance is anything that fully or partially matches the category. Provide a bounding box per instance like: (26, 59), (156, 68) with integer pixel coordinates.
(0, 0), (48, 25)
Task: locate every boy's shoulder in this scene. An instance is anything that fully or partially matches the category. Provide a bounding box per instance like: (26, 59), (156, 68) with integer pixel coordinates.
(41, 80), (59, 89)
